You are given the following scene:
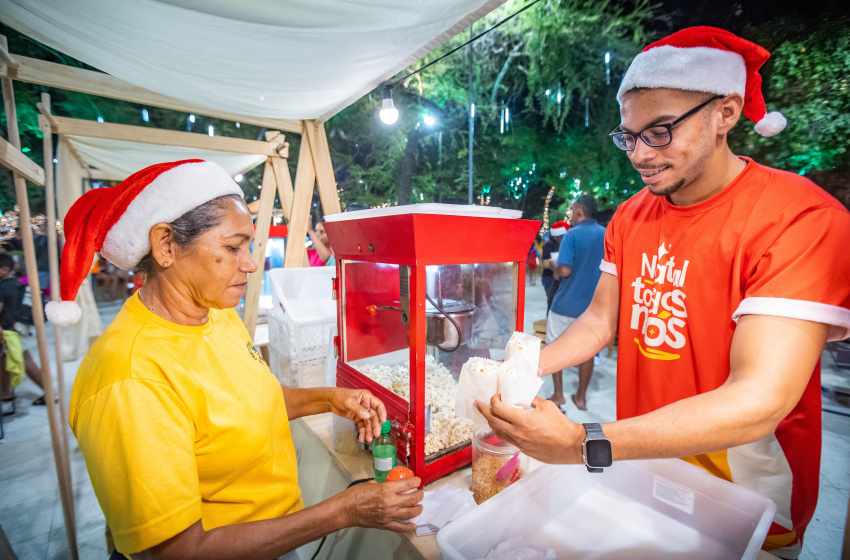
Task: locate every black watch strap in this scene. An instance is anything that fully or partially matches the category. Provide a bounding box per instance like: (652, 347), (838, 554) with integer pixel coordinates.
(583, 422), (608, 473)
(583, 422), (605, 438)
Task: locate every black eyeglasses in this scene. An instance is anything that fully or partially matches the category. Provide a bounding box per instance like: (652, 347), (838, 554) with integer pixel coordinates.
(609, 95), (723, 151)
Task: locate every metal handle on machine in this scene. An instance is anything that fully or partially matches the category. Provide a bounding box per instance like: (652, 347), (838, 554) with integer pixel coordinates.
(366, 304), (404, 314)
(425, 293), (463, 353)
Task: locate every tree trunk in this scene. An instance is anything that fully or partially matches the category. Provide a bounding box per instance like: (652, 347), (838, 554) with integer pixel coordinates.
(398, 128), (421, 205)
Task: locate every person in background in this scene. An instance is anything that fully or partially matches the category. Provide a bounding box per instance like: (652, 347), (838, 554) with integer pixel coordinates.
(307, 215), (334, 267)
(541, 220), (569, 313)
(527, 235), (542, 286)
(546, 196), (605, 411)
(0, 252), (46, 407)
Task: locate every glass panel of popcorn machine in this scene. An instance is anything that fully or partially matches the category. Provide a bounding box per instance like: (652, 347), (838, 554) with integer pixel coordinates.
(427, 262), (515, 375)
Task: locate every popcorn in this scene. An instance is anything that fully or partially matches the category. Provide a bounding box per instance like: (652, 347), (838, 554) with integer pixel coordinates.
(504, 331), (541, 377)
(356, 356), (473, 456)
(425, 409), (474, 455)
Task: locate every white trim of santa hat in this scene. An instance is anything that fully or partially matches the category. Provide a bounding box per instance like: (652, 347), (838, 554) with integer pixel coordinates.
(617, 26), (786, 137)
(45, 159), (243, 325)
(550, 220), (569, 237)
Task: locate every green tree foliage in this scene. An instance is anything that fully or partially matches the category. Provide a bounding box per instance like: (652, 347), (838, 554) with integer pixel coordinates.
(726, 17), (850, 207)
(327, 0), (656, 222)
(729, 20), (849, 170)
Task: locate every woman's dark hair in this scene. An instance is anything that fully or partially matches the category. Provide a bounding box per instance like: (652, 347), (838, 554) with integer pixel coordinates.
(135, 194), (245, 276)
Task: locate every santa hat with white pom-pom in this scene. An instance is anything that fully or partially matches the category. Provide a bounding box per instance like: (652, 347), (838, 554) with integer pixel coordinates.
(46, 159), (243, 325)
(617, 26), (786, 137)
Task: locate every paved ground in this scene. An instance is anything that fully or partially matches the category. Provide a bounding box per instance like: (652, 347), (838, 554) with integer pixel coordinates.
(0, 283), (847, 559)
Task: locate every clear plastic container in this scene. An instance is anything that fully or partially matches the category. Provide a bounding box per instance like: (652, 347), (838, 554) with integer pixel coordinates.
(472, 427), (527, 504)
(439, 460), (777, 560)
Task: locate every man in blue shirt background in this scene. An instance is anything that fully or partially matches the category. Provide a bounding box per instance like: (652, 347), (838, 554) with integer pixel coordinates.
(547, 195), (606, 411)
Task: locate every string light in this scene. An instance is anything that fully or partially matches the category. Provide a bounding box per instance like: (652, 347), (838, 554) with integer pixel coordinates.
(379, 87), (399, 125)
(0, 206), (62, 240)
(540, 186), (556, 234)
(377, 0), (543, 123)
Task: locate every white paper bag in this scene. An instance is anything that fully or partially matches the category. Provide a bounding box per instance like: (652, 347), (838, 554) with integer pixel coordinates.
(455, 357), (500, 430)
(498, 359), (543, 408)
(504, 331), (541, 377)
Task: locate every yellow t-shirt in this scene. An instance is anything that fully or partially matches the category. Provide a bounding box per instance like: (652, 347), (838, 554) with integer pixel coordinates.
(69, 293), (303, 555)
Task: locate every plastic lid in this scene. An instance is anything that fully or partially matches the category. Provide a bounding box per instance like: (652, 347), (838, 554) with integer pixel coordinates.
(381, 420), (392, 434)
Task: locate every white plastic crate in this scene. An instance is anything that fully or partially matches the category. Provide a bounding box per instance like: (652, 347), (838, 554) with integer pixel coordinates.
(267, 332), (327, 388)
(438, 459), (776, 560)
(267, 343), (291, 386)
(283, 356), (326, 388)
(269, 267), (335, 317)
(268, 268), (336, 364)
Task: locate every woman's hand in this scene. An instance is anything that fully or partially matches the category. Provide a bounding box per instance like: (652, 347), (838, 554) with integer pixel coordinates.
(343, 478), (424, 533)
(329, 388), (387, 443)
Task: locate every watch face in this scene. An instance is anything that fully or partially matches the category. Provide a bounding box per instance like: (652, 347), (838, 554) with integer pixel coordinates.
(586, 438), (613, 468)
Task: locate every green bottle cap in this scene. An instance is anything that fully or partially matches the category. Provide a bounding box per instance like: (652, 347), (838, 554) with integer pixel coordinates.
(381, 421), (392, 434)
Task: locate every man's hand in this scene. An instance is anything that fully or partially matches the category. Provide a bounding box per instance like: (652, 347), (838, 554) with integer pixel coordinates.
(329, 388), (387, 443)
(474, 394), (584, 464)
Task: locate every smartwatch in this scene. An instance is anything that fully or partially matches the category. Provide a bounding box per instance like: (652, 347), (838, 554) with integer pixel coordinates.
(582, 423), (613, 473)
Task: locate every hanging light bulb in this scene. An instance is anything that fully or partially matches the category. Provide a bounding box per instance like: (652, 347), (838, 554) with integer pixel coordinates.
(379, 87), (399, 125)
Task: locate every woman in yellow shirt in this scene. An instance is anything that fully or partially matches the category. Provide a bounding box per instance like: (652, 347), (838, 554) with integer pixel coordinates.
(49, 160), (423, 559)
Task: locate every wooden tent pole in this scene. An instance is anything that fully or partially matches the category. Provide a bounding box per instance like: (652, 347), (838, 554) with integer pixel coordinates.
(0, 53), (301, 134)
(0, 38), (78, 560)
(304, 120), (341, 215)
(283, 121), (317, 269)
(270, 155), (294, 223)
(243, 155), (277, 337)
(40, 93), (73, 498)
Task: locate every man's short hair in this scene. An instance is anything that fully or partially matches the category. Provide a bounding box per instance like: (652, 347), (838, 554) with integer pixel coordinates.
(573, 195), (598, 220)
(0, 252), (14, 271)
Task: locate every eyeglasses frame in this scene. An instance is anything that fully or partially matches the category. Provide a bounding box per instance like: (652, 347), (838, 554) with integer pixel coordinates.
(608, 95), (724, 151)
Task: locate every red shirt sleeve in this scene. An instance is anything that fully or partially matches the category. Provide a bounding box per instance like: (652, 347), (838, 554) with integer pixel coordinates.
(733, 206), (850, 341)
(600, 208), (622, 277)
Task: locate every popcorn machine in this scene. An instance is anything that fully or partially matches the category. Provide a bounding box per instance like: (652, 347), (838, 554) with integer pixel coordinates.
(324, 205), (540, 485)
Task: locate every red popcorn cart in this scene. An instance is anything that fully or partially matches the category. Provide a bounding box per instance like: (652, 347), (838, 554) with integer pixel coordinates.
(323, 205), (540, 485)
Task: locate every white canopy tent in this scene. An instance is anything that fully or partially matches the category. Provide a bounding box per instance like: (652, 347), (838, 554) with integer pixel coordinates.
(62, 136), (266, 183)
(0, 0), (504, 121)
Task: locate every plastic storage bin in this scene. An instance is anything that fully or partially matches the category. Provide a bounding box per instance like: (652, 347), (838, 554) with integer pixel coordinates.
(267, 267), (336, 387)
(438, 459), (776, 560)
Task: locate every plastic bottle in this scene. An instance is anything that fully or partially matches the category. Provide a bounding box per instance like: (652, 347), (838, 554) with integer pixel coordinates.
(372, 421), (397, 482)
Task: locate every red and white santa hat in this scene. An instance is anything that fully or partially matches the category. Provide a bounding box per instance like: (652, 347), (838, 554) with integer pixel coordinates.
(46, 159), (243, 325)
(617, 26), (786, 137)
(550, 220), (569, 236)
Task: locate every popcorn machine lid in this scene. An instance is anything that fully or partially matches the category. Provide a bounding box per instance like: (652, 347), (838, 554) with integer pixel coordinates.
(323, 204), (541, 266)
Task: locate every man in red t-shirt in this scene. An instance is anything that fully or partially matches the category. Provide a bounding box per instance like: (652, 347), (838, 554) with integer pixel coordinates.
(476, 27), (850, 559)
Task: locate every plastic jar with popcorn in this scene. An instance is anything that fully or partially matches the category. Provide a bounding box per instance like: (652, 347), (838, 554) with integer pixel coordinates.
(471, 427), (527, 504)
